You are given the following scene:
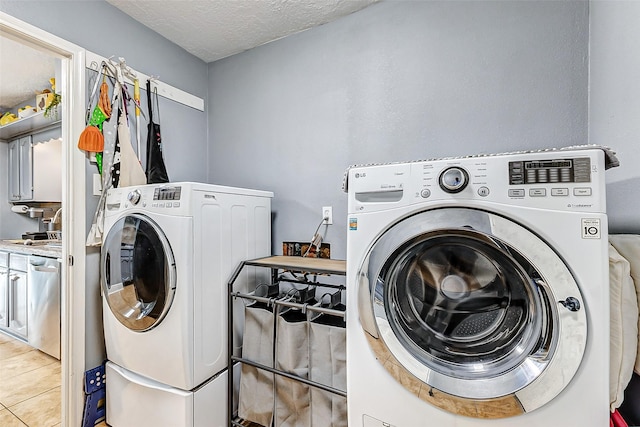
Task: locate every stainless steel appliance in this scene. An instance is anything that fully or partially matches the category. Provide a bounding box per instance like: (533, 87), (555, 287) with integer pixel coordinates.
(28, 255), (61, 359)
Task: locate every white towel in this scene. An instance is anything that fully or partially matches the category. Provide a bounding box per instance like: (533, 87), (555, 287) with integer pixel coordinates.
(608, 243), (639, 410)
(609, 235), (640, 375)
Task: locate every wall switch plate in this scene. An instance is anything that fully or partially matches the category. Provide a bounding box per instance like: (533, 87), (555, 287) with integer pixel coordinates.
(92, 173), (102, 196)
(322, 206), (333, 225)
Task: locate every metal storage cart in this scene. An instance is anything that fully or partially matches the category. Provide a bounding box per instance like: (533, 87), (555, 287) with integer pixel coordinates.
(227, 256), (347, 427)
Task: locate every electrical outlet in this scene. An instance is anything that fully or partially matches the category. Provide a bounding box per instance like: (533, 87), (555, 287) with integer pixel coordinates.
(93, 173), (102, 196)
(322, 206), (333, 225)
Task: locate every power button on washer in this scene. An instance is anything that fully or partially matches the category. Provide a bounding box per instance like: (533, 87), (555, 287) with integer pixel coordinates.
(420, 189), (431, 198)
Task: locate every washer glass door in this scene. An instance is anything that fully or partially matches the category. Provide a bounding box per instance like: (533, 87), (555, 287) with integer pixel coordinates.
(360, 208), (586, 414)
(383, 229), (543, 379)
(101, 213), (176, 331)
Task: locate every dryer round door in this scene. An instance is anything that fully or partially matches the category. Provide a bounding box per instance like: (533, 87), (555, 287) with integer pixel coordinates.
(101, 213), (177, 332)
(358, 207), (587, 417)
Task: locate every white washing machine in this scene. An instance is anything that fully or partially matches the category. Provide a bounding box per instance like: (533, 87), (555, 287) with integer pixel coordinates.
(345, 148), (614, 427)
(101, 182), (272, 426)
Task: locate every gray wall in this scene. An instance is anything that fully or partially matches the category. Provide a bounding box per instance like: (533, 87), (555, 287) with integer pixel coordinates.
(590, 1), (640, 234)
(1, 0), (210, 367)
(1, 0), (210, 183)
(5, 0), (638, 367)
(207, 0), (590, 259)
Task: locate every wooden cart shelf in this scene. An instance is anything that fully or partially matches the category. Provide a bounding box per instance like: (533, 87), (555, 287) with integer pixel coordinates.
(241, 255), (346, 276)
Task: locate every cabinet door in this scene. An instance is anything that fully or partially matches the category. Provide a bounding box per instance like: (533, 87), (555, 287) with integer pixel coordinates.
(0, 267), (8, 329)
(32, 137), (62, 202)
(8, 270), (28, 339)
(18, 136), (34, 201)
(7, 136), (33, 202)
(8, 139), (21, 201)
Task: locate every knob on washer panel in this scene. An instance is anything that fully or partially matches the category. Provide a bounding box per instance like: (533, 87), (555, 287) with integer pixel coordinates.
(127, 190), (141, 205)
(439, 167), (469, 193)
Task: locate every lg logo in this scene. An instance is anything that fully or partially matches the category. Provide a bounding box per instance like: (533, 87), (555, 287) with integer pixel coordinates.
(355, 172), (367, 178)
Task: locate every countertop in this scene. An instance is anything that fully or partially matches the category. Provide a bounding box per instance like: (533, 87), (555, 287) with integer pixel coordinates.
(0, 240), (62, 258)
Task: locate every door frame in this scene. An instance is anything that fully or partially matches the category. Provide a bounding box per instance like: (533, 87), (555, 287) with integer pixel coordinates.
(0, 12), (87, 426)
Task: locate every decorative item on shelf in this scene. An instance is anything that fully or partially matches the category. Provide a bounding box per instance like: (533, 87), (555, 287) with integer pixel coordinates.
(37, 78), (61, 120)
(18, 105), (37, 119)
(0, 111), (18, 126)
(43, 93), (61, 120)
(36, 91), (53, 112)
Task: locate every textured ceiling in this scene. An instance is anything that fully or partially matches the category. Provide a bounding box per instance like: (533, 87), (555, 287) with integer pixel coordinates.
(1, 0), (377, 112)
(106, 0), (378, 63)
(0, 37), (56, 110)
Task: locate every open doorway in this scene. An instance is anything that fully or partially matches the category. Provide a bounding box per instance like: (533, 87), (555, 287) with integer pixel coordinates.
(0, 34), (63, 427)
(1, 11), (87, 426)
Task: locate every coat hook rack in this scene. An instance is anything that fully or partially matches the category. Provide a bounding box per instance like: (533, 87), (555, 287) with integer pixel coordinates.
(85, 50), (204, 111)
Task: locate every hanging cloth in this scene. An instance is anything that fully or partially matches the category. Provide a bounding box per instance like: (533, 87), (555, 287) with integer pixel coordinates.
(145, 79), (169, 183)
(115, 65), (146, 188)
(117, 107), (147, 187)
(86, 83), (121, 247)
(101, 86), (121, 193)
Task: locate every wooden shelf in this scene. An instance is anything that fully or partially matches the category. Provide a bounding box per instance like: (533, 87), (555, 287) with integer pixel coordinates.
(243, 255), (346, 275)
(0, 110), (61, 141)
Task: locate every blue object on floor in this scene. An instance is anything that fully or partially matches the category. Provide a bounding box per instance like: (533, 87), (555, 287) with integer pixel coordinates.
(82, 364), (106, 427)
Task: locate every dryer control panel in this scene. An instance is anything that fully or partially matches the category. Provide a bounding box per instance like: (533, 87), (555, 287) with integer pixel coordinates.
(154, 186), (182, 201)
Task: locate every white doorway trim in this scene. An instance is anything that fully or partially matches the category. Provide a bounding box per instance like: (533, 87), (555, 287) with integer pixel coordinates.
(0, 12), (87, 426)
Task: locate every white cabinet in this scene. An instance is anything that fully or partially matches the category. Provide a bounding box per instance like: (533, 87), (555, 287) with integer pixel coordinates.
(7, 254), (28, 340)
(0, 252), (8, 329)
(8, 135), (62, 202)
(8, 136), (31, 201)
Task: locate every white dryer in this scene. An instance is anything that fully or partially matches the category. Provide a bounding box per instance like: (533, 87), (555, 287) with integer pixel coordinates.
(345, 148), (614, 426)
(101, 182), (272, 426)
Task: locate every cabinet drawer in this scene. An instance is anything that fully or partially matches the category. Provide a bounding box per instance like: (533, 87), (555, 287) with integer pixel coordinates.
(9, 254), (28, 271)
(0, 252), (7, 268)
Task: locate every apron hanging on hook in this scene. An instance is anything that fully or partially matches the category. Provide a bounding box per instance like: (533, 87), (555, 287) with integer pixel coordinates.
(146, 79), (170, 183)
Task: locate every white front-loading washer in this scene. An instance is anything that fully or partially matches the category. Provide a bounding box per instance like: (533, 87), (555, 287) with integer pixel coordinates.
(345, 148), (614, 426)
(101, 182), (272, 426)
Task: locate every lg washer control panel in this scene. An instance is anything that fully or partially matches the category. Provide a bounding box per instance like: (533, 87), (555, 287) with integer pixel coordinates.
(347, 150), (605, 214)
(508, 157), (591, 185)
(506, 157), (593, 199)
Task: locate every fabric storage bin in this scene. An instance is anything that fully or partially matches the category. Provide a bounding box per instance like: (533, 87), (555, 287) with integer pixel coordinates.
(309, 307), (347, 427)
(238, 303), (275, 426)
(274, 308), (311, 427)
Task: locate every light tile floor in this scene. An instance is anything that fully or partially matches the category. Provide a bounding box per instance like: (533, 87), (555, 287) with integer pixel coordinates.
(0, 332), (61, 427)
